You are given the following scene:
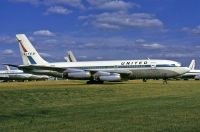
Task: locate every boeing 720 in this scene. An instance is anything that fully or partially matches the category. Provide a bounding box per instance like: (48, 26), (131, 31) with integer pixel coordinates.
(13, 34), (189, 84)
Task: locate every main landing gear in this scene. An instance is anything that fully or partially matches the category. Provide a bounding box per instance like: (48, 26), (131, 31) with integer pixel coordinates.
(143, 78), (147, 82)
(163, 78), (168, 84)
(86, 80), (104, 84)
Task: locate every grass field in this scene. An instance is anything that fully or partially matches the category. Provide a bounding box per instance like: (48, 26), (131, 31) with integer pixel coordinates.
(0, 80), (200, 132)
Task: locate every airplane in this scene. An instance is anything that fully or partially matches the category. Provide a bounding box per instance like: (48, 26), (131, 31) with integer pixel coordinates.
(64, 51), (77, 62)
(11, 34), (189, 84)
(181, 59), (200, 80)
(0, 65), (49, 82)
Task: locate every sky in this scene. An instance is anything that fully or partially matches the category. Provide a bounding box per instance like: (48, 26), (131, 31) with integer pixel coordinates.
(0, 0), (200, 68)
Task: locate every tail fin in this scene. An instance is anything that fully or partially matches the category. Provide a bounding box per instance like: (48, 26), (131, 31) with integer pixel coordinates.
(189, 59), (195, 70)
(5, 65), (11, 71)
(64, 51), (77, 62)
(16, 34), (48, 65)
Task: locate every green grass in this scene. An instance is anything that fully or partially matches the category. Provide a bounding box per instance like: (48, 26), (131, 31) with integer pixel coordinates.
(0, 80), (200, 132)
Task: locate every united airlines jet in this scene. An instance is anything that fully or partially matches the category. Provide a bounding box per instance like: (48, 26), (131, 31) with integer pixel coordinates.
(14, 34), (189, 84)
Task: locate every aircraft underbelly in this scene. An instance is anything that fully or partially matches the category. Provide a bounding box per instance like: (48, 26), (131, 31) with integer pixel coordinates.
(130, 68), (177, 79)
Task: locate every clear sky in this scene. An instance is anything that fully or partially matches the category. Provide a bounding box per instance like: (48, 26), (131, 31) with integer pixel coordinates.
(0, 0), (200, 68)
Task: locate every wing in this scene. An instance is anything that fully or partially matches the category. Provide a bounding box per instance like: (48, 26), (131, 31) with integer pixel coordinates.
(4, 64), (132, 81)
(18, 65), (66, 72)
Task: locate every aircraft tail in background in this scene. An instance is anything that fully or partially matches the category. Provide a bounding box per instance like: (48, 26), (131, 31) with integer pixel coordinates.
(64, 51), (77, 62)
(189, 59), (195, 70)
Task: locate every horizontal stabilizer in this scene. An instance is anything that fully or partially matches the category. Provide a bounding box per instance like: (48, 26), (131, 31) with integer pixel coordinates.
(2, 64), (19, 68)
(18, 65), (66, 72)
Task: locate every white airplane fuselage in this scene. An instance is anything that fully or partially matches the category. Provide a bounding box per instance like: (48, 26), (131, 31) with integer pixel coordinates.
(181, 69), (200, 79)
(0, 69), (49, 81)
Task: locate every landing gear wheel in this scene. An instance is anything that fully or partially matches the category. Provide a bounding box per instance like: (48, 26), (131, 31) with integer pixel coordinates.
(163, 78), (168, 84)
(143, 78), (147, 82)
(86, 80), (104, 84)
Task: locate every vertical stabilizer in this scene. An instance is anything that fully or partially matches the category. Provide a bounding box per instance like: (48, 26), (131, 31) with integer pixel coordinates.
(5, 65), (11, 71)
(64, 51), (77, 62)
(16, 34), (48, 65)
(189, 59), (195, 70)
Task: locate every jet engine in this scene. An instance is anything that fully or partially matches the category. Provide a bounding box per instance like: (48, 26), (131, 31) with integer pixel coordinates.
(195, 75), (200, 80)
(26, 69), (63, 78)
(94, 71), (122, 82)
(94, 71), (111, 76)
(99, 74), (121, 82)
(65, 71), (91, 79)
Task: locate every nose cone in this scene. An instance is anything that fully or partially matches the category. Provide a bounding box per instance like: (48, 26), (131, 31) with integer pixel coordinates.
(177, 67), (190, 75)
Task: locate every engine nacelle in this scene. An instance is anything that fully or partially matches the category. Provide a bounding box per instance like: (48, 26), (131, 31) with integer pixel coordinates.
(99, 74), (121, 82)
(195, 75), (200, 80)
(94, 71), (111, 76)
(64, 68), (84, 73)
(27, 69), (63, 78)
(67, 71), (91, 79)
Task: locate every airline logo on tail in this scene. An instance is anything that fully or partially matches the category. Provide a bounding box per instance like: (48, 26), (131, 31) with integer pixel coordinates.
(19, 40), (27, 52)
(19, 42), (37, 64)
(20, 43), (36, 56)
(16, 34), (48, 65)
